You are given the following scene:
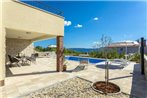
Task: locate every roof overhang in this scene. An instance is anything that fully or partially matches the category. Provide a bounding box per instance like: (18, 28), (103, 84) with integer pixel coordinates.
(6, 28), (56, 41)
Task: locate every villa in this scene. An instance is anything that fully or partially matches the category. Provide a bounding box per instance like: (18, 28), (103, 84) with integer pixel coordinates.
(107, 40), (147, 54)
(0, 0), (147, 98)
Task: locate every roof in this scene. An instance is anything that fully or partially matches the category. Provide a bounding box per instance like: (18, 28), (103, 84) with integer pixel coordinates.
(107, 41), (140, 48)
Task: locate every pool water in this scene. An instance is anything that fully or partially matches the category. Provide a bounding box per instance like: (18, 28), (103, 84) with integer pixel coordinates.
(65, 56), (105, 64)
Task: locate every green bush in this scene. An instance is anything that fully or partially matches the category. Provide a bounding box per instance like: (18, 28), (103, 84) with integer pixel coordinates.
(35, 46), (56, 52)
(89, 49), (124, 59)
(130, 53), (140, 63)
(64, 48), (83, 56)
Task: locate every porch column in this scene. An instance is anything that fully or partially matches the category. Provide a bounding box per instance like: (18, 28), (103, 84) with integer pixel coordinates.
(56, 36), (64, 72)
(140, 37), (145, 75)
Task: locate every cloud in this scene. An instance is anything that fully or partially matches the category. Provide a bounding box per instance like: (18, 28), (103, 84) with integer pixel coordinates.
(93, 17), (99, 21)
(74, 24), (83, 28)
(64, 21), (71, 26)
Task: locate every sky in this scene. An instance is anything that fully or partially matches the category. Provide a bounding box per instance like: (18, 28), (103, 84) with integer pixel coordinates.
(23, 1), (147, 48)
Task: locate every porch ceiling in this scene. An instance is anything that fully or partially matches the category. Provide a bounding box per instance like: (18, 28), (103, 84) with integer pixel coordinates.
(6, 28), (56, 41)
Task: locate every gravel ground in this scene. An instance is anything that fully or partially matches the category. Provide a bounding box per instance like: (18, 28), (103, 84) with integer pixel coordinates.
(23, 77), (135, 98)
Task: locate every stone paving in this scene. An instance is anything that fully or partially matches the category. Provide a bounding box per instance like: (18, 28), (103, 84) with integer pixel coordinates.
(0, 57), (147, 98)
(23, 77), (131, 98)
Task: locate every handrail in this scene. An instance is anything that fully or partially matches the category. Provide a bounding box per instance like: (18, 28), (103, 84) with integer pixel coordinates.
(21, 0), (63, 16)
(35, 1), (63, 16)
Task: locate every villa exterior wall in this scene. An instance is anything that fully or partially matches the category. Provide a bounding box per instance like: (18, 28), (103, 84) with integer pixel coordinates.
(0, 1), (6, 85)
(6, 38), (34, 62)
(3, 0), (64, 36)
(107, 47), (139, 54)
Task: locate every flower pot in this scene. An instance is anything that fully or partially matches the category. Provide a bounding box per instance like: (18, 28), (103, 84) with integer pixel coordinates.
(92, 81), (121, 95)
(63, 65), (66, 71)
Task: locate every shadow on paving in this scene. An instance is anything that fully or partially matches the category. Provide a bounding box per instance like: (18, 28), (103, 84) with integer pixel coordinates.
(6, 66), (57, 77)
(130, 63), (147, 98)
(95, 64), (123, 70)
(109, 75), (132, 81)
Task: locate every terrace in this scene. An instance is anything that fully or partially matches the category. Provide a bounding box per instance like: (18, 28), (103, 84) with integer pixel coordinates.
(1, 56), (147, 98)
(1, 0), (147, 98)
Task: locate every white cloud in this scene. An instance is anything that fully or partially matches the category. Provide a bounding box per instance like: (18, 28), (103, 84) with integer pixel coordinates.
(74, 24), (83, 28)
(93, 17), (99, 21)
(64, 21), (71, 26)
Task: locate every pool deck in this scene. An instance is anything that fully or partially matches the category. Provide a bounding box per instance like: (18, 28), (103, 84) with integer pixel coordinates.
(0, 57), (147, 98)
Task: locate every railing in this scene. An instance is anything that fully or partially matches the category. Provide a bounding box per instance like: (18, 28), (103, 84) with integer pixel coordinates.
(20, 0), (63, 16)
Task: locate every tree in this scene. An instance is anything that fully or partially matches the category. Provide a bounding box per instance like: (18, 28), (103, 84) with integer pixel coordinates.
(94, 34), (112, 88)
(94, 34), (112, 58)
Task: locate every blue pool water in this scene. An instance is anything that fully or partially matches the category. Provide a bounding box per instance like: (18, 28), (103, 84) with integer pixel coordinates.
(65, 56), (105, 64)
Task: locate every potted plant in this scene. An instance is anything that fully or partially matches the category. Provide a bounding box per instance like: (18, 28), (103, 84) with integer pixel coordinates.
(92, 35), (121, 94)
(63, 61), (69, 71)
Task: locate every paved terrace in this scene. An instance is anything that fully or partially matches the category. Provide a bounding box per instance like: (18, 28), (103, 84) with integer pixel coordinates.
(0, 57), (147, 98)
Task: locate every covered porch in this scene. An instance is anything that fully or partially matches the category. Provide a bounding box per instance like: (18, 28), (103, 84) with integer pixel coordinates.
(2, 27), (64, 86)
(0, 0), (64, 86)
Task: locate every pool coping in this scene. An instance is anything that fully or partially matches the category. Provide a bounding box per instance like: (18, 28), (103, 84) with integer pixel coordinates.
(65, 55), (106, 60)
(65, 55), (106, 65)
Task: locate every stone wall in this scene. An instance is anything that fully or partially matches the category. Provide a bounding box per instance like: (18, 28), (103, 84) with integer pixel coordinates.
(144, 55), (147, 80)
(6, 38), (34, 62)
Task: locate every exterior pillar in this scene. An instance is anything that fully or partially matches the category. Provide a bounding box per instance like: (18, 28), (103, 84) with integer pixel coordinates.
(140, 37), (145, 75)
(56, 36), (64, 72)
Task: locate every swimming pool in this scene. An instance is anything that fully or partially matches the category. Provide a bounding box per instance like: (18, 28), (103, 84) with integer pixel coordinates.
(65, 56), (105, 64)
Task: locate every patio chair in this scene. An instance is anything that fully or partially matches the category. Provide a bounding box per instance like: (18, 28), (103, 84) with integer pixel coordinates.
(8, 55), (21, 67)
(26, 54), (37, 64)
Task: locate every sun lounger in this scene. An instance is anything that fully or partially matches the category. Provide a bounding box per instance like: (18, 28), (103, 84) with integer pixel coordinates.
(72, 60), (88, 72)
(111, 59), (130, 68)
(72, 65), (86, 72)
(26, 54), (37, 64)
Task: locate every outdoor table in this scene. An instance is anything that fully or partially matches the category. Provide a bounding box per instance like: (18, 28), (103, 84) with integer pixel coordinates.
(15, 56), (30, 65)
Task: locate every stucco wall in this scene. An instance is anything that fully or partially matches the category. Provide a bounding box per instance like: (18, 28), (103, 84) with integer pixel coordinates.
(144, 55), (147, 80)
(0, 1), (6, 82)
(6, 38), (34, 62)
(3, 0), (64, 36)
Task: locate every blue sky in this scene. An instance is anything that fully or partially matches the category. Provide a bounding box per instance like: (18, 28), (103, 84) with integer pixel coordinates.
(23, 1), (147, 48)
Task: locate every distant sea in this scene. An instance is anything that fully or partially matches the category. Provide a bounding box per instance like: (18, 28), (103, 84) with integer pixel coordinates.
(68, 48), (98, 53)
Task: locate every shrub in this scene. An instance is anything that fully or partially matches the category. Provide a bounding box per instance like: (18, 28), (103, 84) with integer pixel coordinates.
(130, 53), (140, 63)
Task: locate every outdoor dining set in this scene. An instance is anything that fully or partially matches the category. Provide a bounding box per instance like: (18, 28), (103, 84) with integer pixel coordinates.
(8, 53), (38, 67)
